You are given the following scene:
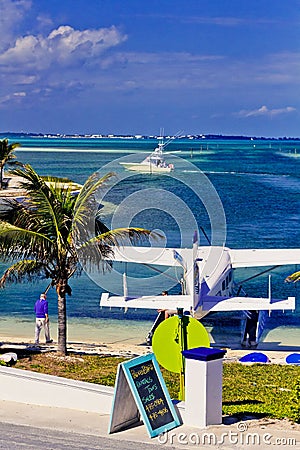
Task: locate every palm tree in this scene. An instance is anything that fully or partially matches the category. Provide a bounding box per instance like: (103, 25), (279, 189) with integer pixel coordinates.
(0, 164), (153, 355)
(0, 138), (20, 189)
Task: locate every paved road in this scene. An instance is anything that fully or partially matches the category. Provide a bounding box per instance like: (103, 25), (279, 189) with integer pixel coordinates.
(1, 400), (299, 450)
(0, 422), (163, 450)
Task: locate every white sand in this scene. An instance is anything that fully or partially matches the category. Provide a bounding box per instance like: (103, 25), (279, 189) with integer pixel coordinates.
(0, 315), (151, 346)
(1, 312), (300, 363)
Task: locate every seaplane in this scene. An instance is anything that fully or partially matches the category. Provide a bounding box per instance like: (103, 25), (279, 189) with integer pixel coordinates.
(100, 232), (300, 344)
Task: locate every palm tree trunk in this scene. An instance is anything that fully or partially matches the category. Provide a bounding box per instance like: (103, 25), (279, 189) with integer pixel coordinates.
(57, 279), (68, 355)
(0, 164), (4, 190)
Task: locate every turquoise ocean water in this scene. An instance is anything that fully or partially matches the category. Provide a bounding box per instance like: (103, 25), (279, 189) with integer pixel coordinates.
(0, 136), (299, 347)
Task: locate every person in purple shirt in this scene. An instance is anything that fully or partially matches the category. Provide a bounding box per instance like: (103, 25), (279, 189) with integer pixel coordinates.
(34, 293), (53, 345)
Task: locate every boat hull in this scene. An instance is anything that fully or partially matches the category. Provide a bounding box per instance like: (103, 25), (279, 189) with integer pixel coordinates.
(119, 162), (172, 173)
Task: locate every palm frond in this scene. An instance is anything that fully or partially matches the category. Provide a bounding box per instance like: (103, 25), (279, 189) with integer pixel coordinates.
(9, 165), (70, 246)
(98, 227), (155, 245)
(0, 259), (48, 287)
(76, 227), (158, 271)
(10, 164), (47, 189)
(285, 271), (300, 283)
(0, 221), (54, 260)
(0, 140), (20, 162)
(41, 175), (77, 184)
(72, 172), (115, 236)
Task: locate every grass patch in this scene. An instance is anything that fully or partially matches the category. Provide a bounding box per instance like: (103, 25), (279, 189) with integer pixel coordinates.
(13, 353), (300, 422)
(15, 353), (126, 387)
(222, 363), (300, 420)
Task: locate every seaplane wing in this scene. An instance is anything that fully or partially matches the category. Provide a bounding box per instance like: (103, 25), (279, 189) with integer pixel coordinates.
(110, 246), (189, 267)
(229, 248), (300, 268)
(201, 295), (295, 312)
(101, 293), (193, 310)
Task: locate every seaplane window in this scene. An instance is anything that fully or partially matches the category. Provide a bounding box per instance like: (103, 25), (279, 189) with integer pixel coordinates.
(225, 276), (229, 288)
(222, 280), (225, 291)
(229, 271), (232, 282)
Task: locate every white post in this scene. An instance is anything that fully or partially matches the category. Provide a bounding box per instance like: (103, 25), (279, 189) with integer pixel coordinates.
(182, 347), (226, 428)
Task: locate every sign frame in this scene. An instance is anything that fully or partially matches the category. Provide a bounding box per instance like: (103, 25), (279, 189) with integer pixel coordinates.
(109, 353), (180, 438)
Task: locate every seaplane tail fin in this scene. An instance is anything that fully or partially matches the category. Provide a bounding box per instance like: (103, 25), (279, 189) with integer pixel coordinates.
(201, 295), (295, 312)
(100, 293), (193, 311)
(229, 248), (300, 268)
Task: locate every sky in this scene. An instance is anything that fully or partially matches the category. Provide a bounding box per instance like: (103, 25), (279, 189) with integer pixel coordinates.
(0, 0), (299, 137)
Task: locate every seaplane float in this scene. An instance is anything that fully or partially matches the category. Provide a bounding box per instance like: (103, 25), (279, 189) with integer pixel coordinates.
(100, 233), (300, 345)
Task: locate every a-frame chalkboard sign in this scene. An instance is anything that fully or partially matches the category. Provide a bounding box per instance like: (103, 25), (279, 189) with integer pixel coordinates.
(108, 353), (180, 438)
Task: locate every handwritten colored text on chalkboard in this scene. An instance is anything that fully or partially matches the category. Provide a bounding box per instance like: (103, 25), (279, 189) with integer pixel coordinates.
(129, 360), (174, 430)
(109, 353), (180, 438)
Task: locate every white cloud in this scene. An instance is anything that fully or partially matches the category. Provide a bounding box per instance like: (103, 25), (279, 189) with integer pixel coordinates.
(136, 14), (280, 27)
(253, 52), (300, 85)
(0, 16), (128, 109)
(0, 0), (32, 51)
(0, 91), (26, 106)
(0, 24), (127, 70)
(48, 25), (126, 61)
(235, 105), (296, 118)
(36, 13), (54, 31)
(0, 2), (298, 120)
(184, 16), (248, 26)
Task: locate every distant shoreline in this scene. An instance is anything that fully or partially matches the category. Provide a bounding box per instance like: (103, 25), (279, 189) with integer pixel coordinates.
(1, 132), (300, 141)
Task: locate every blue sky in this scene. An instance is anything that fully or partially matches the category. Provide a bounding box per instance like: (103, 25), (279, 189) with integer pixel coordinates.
(0, 0), (299, 136)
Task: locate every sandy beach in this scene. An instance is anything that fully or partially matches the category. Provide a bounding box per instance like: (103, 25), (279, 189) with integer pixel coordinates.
(1, 331), (299, 365)
(1, 310), (300, 363)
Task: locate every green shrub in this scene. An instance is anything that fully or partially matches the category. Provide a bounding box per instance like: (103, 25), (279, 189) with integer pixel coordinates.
(289, 378), (300, 423)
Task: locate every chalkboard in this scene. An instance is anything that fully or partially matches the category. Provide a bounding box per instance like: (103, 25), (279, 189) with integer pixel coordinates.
(109, 353), (180, 438)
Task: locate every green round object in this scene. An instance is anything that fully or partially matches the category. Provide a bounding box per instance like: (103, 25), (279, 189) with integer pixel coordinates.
(152, 315), (210, 373)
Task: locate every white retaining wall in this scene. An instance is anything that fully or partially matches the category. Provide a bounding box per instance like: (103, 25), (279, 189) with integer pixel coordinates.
(0, 366), (114, 414)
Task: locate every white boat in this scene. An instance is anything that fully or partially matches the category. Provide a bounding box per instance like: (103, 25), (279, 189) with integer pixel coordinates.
(120, 139), (174, 173)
